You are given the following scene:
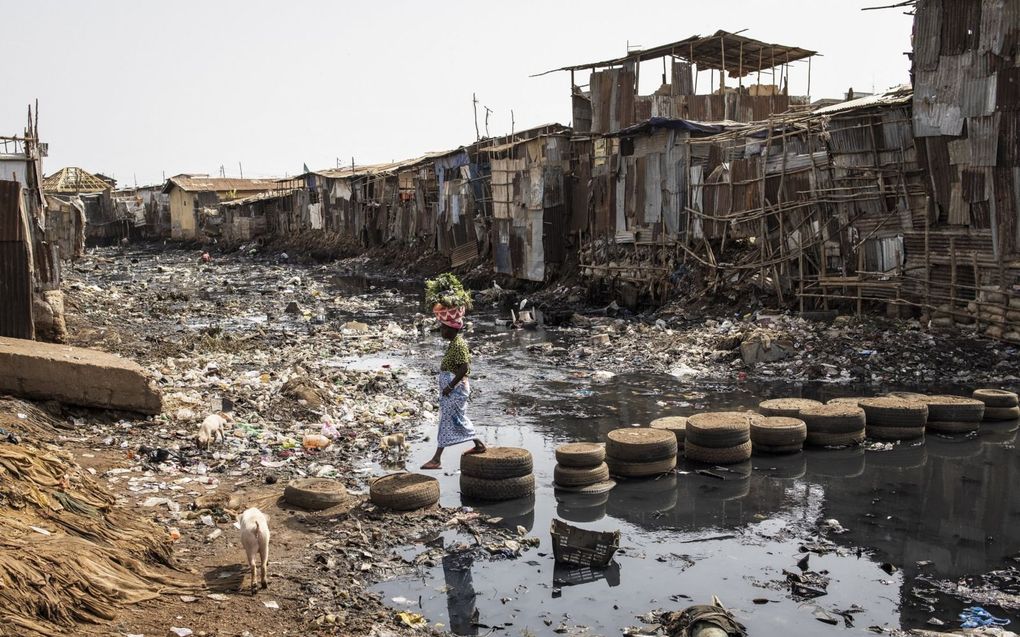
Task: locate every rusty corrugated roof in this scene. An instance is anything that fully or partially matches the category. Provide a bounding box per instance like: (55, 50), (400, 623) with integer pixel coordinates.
(162, 175), (283, 194)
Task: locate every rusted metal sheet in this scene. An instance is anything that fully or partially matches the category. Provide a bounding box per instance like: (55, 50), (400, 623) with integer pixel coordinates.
(0, 179), (33, 340)
(968, 113), (1001, 166)
(914, 0), (943, 71)
(0, 179), (24, 241)
(0, 243), (33, 339)
(940, 0), (982, 55)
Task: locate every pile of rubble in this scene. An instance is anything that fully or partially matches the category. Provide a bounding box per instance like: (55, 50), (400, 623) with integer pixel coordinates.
(544, 311), (1020, 386)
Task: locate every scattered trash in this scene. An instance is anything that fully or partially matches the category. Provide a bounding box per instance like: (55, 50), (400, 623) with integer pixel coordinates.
(959, 606), (1011, 629)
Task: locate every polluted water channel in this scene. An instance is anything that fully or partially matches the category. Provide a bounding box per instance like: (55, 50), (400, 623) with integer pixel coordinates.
(373, 322), (1020, 636)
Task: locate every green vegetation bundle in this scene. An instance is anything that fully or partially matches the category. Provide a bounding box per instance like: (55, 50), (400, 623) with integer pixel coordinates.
(425, 273), (472, 309)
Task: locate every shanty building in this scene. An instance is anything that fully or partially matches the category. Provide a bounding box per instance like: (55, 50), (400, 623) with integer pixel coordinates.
(909, 0), (1020, 340)
(483, 133), (573, 281)
(576, 118), (726, 304)
(540, 31), (816, 302)
(1, 110), (65, 342)
(219, 189), (299, 242)
(539, 30), (817, 134)
(42, 167), (115, 245)
(433, 124), (571, 269)
(162, 175), (280, 239)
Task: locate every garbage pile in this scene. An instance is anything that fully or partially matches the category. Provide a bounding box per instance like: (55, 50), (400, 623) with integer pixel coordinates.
(62, 248), (433, 493)
(0, 399), (186, 637)
(546, 311), (1019, 385)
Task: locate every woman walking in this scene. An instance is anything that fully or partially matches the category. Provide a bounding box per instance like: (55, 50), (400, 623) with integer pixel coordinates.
(421, 301), (485, 470)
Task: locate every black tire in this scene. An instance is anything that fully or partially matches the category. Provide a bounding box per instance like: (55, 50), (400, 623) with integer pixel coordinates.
(369, 473), (440, 511)
(800, 405), (866, 434)
(554, 462), (610, 487)
(685, 440), (752, 465)
(750, 417), (807, 446)
(459, 474), (535, 501)
(924, 396), (985, 423)
(826, 397), (865, 406)
(555, 442), (606, 467)
(284, 478), (352, 511)
(460, 447), (533, 479)
(927, 420), (980, 433)
(886, 391), (930, 401)
(555, 480), (616, 496)
(859, 397), (929, 427)
(606, 454), (677, 478)
(753, 442), (803, 455)
(649, 416), (688, 446)
(984, 406), (1020, 421)
(606, 428), (678, 461)
(805, 429), (865, 447)
(973, 389), (1020, 408)
(686, 412), (754, 448)
(866, 425), (925, 441)
(758, 398), (822, 417)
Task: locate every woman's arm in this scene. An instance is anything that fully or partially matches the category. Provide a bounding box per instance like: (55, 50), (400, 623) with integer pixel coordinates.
(443, 363), (469, 395)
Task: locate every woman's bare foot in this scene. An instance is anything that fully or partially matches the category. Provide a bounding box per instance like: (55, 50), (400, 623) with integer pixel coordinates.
(420, 460), (441, 470)
(463, 442), (486, 455)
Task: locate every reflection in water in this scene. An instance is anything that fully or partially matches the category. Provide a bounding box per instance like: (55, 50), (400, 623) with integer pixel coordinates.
(805, 446), (866, 479)
(556, 491), (609, 523)
(441, 550), (479, 636)
(461, 494), (536, 532)
(372, 322), (1020, 636)
(552, 560), (621, 595)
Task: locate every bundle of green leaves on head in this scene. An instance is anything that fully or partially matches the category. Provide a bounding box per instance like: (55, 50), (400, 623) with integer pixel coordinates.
(425, 273), (473, 310)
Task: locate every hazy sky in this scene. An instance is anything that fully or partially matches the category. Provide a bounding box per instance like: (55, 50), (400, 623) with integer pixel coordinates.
(3, 0), (914, 186)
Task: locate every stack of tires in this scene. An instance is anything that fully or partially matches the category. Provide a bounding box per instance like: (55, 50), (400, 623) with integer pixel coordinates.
(858, 397), (927, 440)
(827, 397), (865, 407)
(798, 404), (866, 447)
(750, 416), (806, 454)
(460, 447), (535, 501)
(759, 398), (822, 417)
(649, 416), (687, 451)
(973, 389), (1020, 422)
(921, 395), (985, 433)
(369, 473), (441, 511)
(553, 443), (615, 493)
(684, 412), (753, 464)
(605, 429), (677, 478)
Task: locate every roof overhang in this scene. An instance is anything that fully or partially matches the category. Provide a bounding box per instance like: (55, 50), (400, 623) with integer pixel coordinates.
(534, 30), (817, 78)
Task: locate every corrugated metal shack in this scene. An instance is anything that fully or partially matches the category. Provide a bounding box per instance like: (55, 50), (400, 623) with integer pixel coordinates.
(539, 31), (816, 135)
(910, 0), (1020, 340)
(41, 167), (119, 245)
(676, 87), (926, 310)
(162, 175), (281, 239)
(577, 119), (725, 303)
(484, 133), (571, 281)
(1, 107), (65, 341)
(220, 189), (298, 242)
(544, 31), (815, 302)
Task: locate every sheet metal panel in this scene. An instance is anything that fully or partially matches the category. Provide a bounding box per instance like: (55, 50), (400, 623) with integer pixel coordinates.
(0, 242), (33, 339)
(968, 112), (1001, 166)
(0, 179), (24, 241)
(914, 0), (943, 71)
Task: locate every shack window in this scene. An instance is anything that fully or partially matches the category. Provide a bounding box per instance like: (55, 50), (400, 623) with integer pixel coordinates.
(309, 190), (320, 204)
